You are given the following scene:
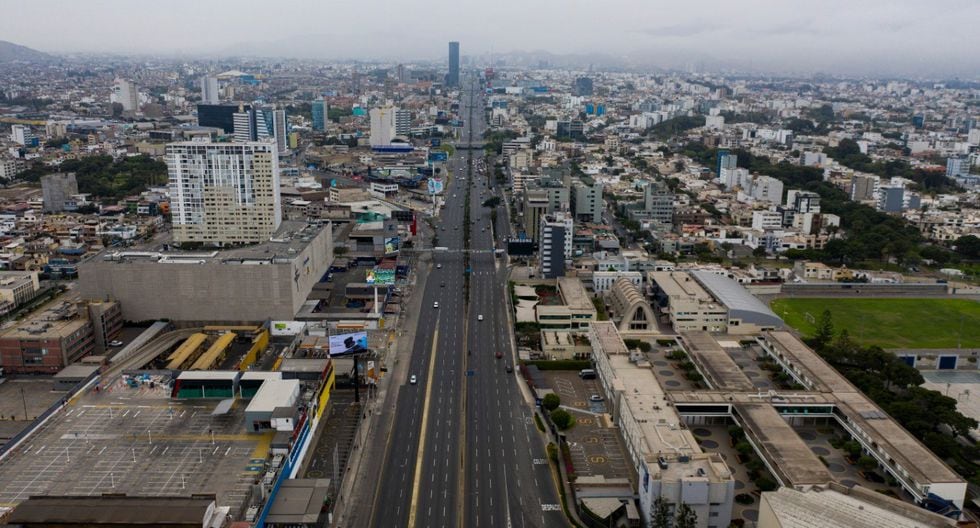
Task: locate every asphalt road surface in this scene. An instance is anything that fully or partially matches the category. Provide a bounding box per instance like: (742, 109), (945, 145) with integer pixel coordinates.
(370, 72), (563, 528)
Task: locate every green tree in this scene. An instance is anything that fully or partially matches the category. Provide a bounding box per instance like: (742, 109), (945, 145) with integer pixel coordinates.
(812, 310), (834, 350)
(650, 496), (670, 528)
(857, 456), (878, 472)
(675, 503), (698, 528)
(542, 393), (561, 411)
(481, 196), (501, 208)
(550, 409), (574, 430)
(954, 235), (980, 259)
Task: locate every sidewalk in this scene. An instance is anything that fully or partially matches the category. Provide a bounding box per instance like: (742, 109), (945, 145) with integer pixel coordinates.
(330, 235), (432, 527)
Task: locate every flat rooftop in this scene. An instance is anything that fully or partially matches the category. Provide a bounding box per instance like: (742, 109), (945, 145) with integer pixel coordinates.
(735, 403), (833, 486)
(649, 271), (717, 305)
(265, 478), (329, 524)
(558, 277), (594, 311)
(762, 484), (956, 528)
(97, 221), (328, 265)
(681, 331), (755, 391)
(764, 331), (854, 393)
(5, 494), (216, 525)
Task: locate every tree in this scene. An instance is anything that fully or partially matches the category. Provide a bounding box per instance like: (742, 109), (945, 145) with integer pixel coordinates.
(650, 496), (670, 528)
(857, 456), (878, 472)
(812, 310), (834, 350)
(481, 196), (501, 208)
(954, 235), (980, 259)
(675, 503), (698, 528)
(111, 102), (124, 118)
(753, 246), (767, 258)
(334, 246), (349, 257)
(550, 409), (573, 430)
(542, 393), (561, 411)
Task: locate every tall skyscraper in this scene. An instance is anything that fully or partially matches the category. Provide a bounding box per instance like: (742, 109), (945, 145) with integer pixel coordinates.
(111, 78), (139, 112)
(197, 103), (244, 134)
(271, 109), (288, 155)
(447, 41), (460, 87)
(166, 141), (281, 245)
(395, 109), (412, 136)
(200, 76), (219, 104)
(233, 105), (256, 142)
(369, 105), (396, 147)
(311, 99), (328, 131)
(574, 77), (594, 96)
(539, 212), (573, 279)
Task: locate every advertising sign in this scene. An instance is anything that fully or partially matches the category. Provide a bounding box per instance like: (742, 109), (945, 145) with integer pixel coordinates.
(271, 321), (308, 336)
(328, 331), (368, 356)
(384, 237), (400, 255)
(428, 151), (448, 163)
(367, 268), (396, 285)
(427, 178), (444, 195)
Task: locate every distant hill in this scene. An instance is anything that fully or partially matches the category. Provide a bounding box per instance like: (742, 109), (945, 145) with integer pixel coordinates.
(0, 40), (52, 62)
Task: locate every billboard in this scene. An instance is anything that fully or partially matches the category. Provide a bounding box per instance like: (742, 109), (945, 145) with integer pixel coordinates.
(430, 138), (442, 147)
(271, 321), (308, 336)
(427, 178), (444, 195)
(366, 268), (396, 285)
(384, 236), (400, 255)
(428, 151), (448, 163)
(328, 331), (368, 356)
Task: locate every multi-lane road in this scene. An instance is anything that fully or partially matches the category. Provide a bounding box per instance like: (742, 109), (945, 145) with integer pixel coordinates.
(370, 73), (564, 528)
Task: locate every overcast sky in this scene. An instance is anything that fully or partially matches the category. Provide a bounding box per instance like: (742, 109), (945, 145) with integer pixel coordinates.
(5, 0), (980, 76)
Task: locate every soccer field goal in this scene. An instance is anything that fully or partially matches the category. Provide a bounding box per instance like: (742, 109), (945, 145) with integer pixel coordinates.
(804, 312), (816, 325)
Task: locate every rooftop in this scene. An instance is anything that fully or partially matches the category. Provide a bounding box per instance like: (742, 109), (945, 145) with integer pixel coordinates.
(557, 277), (593, 311)
(264, 478), (330, 524)
(691, 270), (783, 327)
(761, 484), (956, 528)
(4, 494), (217, 526)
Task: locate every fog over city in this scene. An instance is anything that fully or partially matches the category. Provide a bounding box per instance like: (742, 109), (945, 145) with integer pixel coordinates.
(4, 0), (979, 76)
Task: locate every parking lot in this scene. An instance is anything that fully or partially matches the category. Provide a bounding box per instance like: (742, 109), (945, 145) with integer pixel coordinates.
(539, 371), (633, 484)
(0, 387), (265, 513)
(0, 378), (65, 443)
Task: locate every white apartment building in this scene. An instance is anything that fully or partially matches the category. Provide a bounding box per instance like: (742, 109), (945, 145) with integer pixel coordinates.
(200, 76), (219, 105)
(749, 176), (783, 204)
(369, 105), (396, 147)
(167, 141), (281, 245)
(111, 78), (139, 112)
(752, 210), (783, 231)
(592, 271), (643, 293)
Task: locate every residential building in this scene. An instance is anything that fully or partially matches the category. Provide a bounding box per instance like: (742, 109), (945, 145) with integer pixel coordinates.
(312, 99), (328, 131)
(369, 105), (396, 147)
(787, 190), (821, 214)
(0, 158), (25, 180)
(540, 212), (573, 279)
(749, 176), (784, 204)
(10, 125), (38, 147)
(589, 321), (734, 528)
(0, 271), (40, 315)
(946, 157), (970, 179)
(200, 75), (219, 104)
(642, 181), (674, 228)
(41, 173), (79, 213)
(395, 109), (412, 136)
(716, 150), (737, 176)
(850, 174), (880, 201)
(447, 41), (460, 87)
(571, 180), (603, 224)
(233, 106), (258, 142)
(166, 141), (281, 245)
(752, 210), (783, 231)
(111, 78), (139, 112)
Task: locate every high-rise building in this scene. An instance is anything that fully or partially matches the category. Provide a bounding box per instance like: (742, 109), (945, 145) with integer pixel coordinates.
(10, 125), (38, 147)
(539, 212), (573, 279)
(748, 176), (784, 204)
(946, 157), (969, 178)
(166, 141), (281, 245)
(574, 77), (594, 96)
(643, 181), (674, 228)
(111, 78), (139, 112)
(269, 108), (288, 154)
(233, 107), (256, 142)
(394, 109), (412, 136)
(570, 181), (603, 224)
(41, 173), (79, 213)
(717, 150), (737, 177)
(369, 105), (396, 147)
(200, 76), (219, 104)
(447, 41), (460, 87)
(197, 103), (244, 134)
(850, 174), (880, 201)
(311, 99), (328, 131)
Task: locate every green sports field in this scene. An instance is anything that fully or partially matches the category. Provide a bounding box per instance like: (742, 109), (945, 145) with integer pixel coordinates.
(770, 298), (980, 349)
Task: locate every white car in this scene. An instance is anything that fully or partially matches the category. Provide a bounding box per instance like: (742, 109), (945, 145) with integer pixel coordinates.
(433, 302), (439, 309)
(478, 314), (484, 321)
(109, 340), (124, 347)
(410, 375), (417, 385)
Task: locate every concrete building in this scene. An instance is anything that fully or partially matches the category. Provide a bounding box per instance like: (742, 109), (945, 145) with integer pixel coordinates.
(649, 271), (729, 333)
(111, 78), (139, 112)
(690, 270), (782, 334)
(369, 105), (396, 147)
(233, 106), (257, 142)
(0, 157), (25, 180)
(539, 212), (573, 279)
(10, 124), (37, 147)
(78, 221), (332, 323)
(0, 300), (120, 374)
(787, 191), (820, 214)
(41, 172), (79, 213)
(197, 103), (243, 134)
(265, 478), (331, 527)
(749, 176), (784, 204)
(0, 271), (40, 313)
(535, 277), (597, 330)
(166, 141), (281, 245)
(641, 181), (674, 228)
(200, 75), (219, 104)
(850, 174), (880, 201)
(395, 109), (412, 136)
(589, 321), (734, 527)
(758, 484), (956, 528)
(574, 76), (594, 96)
(522, 181), (568, 242)
(606, 277), (656, 332)
(571, 180), (603, 224)
(946, 157), (969, 179)
(592, 271), (642, 293)
(5, 494), (219, 528)
(752, 210), (783, 231)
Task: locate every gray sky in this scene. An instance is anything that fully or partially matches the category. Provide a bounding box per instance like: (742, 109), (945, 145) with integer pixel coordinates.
(4, 0), (979, 76)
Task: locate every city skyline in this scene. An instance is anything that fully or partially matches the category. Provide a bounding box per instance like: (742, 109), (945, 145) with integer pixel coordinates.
(1, 0), (979, 76)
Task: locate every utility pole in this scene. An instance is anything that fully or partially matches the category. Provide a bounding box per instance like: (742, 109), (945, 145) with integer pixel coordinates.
(20, 387), (28, 420)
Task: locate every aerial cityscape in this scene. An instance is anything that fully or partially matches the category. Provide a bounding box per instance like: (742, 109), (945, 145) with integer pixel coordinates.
(0, 2), (979, 528)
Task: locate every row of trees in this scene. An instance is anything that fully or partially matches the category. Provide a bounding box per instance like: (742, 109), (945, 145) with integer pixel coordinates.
(825, 138), (961, 193)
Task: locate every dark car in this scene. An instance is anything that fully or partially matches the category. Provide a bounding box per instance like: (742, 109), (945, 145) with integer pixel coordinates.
(505, 363), (513, 373)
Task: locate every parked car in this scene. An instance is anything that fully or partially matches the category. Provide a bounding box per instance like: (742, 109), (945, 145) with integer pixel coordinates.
(109, 340), (124, 347)
(589, 394), (604, 402)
